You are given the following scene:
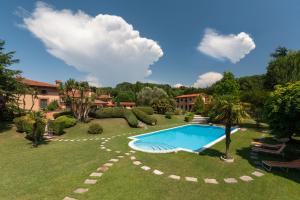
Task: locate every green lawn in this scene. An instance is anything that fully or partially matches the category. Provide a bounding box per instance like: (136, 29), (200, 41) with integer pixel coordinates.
(0, 115), (299, 200)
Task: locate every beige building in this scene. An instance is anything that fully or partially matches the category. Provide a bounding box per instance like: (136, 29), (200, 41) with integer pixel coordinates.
(19, 79), (61, 111)
(175, 93), (209, 111)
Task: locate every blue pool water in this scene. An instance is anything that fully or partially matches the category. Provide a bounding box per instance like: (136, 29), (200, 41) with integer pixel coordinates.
(129, 124), (237, 153)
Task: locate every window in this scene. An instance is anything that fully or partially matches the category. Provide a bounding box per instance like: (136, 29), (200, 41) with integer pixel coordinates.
(41, 89), (48, 95)
(40, 99), (48, 109)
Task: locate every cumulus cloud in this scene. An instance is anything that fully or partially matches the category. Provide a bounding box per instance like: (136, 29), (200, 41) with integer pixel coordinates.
(197, 28), (255, 63)
(193, 72), (223, 88)
(174, 83), (184, 88)
(22, 2), (163, 86)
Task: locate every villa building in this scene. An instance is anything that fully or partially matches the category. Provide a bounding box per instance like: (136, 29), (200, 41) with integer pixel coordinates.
(19, 79), (62, 111)
(175, 93), (209, 111)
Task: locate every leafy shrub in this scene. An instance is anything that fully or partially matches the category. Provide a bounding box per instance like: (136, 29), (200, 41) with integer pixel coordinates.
(151, 98), (175, 114)
(55, 115), (77, 128)
(174, 109), (182, 115)
(94, 107), (138, 127)
(135, 106), (154, 115)
(184, 112), (194, 122)
(47, 100), (59, 111)
(165, 112), (173, 119)
(53, 111), (73, 119)
(13, 115), (35, 133)
(48, 115), (77, 135)
(132, 108), (157, 125)
(88, 123), (103, 134)
(123, 109), (139, 127)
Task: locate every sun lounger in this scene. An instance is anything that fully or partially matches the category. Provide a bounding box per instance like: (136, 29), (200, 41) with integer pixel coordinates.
(252, 143), (286, 156)
(262, 159), (300, 172)
(251, 142), (285, 149)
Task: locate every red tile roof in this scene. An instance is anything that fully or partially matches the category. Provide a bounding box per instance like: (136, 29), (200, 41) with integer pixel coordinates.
(21, 78), (57, 88)
(175, 93), (201, 98)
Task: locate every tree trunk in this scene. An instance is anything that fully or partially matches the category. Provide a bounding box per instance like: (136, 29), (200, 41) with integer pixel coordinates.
(225, 109), (232, 159)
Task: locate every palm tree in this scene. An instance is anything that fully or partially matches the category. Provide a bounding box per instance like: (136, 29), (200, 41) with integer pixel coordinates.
(213, 96), (249, 159)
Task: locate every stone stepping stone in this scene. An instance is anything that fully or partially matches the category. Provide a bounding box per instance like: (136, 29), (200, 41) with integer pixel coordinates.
(106, 149), (112, 152)
(64, 139), (69, 141)
(97, 166), (109, 172)
(117, 155), (124, 158)
(204, 178), (219, 184)
(153, 170), (164, 175)
(101, 138), (105, 140)
(224, 178), (238, 183)
(115, 151), (121, 153)
(109, 159), (119, 162)
(104, 163), (114, 167)
(141, 166), (151, 171)
(83, 139), (88, 141)
(133, 161), (142, 165)
(90, 172), (103, 177)
(100, 147), (106, 149)
(70, 140), (74, 142)
(63, 197), (77, 200)
(130, 150), (136, 153)
(169, 175), (180, 180)
(240, 176), (253, 182)
(76, 139), (81, 141)
(185, 177), (198, 182)
(125, 153), (130, 156)
(73, 188), (89, 194)
(252, 171), (264, 177)
(59, 139), (64, 141)
(84, 179), (97, 184)
(89, 138), (93, 140)
(101, 142), (106, 144)
(130, 156), (136, 160)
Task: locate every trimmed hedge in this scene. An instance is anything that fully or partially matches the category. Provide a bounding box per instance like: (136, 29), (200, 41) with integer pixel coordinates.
(49, 115), (77, 135)
(165, 112), (173, 119)
(132, 108), (157, 125)
(94, 107), (138, 127)
(88, 123), (103, 134)
(135, 106), (154, 115)
(14, 115), (35, 133)
(53, 111), (73, 119)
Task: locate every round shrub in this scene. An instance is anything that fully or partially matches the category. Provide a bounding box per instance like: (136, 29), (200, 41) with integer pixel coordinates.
(55, 115), (77, 128)
(53, 111), (73, 119)
(88, 123), (103, 134)
(135, 106), (154, 115)
(132, 108), (157, 125)
(165, 112), (173, 119)
(174, 109), (182, 115)
(184, 112), (194, 122)
(13, 115), (35, 133)
(48, 120), (65, 135)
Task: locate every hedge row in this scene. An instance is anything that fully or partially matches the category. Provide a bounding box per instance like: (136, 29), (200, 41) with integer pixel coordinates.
(135, 106), (154, 115)
(132, 108), (157, 125)
(94, 107), (138, 127)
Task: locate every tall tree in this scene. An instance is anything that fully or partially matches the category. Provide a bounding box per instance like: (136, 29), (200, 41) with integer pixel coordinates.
(264, 81), (300, 139)
(0, 40), (24, 120)
(265, 48), (300, 89)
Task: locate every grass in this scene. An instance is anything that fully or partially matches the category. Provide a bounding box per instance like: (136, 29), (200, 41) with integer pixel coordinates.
(0, 114), (299, 200)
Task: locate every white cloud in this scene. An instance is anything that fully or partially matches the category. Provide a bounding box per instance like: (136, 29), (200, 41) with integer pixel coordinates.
(22, 2), (163, 86)
(193, 72), (223, 88)
(174, 83), (184, 88)
(85, 74), (101, 87)
(197, 28), (255, 63)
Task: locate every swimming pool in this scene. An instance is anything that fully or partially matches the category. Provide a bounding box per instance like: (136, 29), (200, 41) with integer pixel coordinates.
(128, 124), (238, 153)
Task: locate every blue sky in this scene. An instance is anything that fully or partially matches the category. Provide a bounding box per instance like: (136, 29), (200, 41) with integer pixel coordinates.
(1, 0), (300, 87)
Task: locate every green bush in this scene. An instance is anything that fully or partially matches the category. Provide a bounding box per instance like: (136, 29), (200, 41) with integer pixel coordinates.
(13, 115), (35, 133)
(88, 123), (103, 134)
(184, 112), (194, 122)
(48, 115), (77, 135)
(174, 109), (182, 115)
(53, 111), (73, 119)
(135, 106), (154, 115)
(123, 109), (139, 127)
(55, 115), (77, 128)
(47, 100), (59, 111)
(94, 107), (138, 127)
(132, 108), (157, 125)
(165, 112), (173, 119)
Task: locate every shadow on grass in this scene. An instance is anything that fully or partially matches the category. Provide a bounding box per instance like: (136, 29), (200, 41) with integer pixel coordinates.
(236, 145), (300, 184)
(0, 121), (13, 134)
(198, 148), (224, 158)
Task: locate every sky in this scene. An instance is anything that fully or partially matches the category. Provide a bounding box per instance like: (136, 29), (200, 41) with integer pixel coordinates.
(1, 0), (300, 87)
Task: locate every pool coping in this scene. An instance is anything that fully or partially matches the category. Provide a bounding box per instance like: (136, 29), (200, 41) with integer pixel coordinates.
(128, 124), (239, 154)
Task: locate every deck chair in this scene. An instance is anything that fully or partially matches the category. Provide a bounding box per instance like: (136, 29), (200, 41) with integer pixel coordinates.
(262, 159), (300, 172)
(252, 143), (286, 156)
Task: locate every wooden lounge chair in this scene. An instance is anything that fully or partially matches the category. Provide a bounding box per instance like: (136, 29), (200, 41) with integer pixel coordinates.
(262, 159), (300, 172)
(252, 143), (286, 156)
(251, 141), (285, 149)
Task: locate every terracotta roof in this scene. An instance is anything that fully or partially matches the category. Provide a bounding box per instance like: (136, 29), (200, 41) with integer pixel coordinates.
(175, 93), (201, 98)
(21, 78), (57, 88)
(120, 102), (136, 106)
(98, 94), (112, 99)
